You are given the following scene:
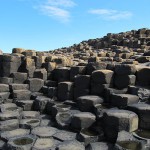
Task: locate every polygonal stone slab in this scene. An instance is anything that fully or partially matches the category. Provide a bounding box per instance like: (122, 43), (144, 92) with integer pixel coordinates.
(53, 130), (76, 141)
(56, 140), (85, 150)
(1, 128), (30, 141)
(0, 84), (9, 92)
(86, 142), (114, 150)
(55, 111), (72, 128)
(0, 111), (20, 121)
(0, 103), (18, 112)
(7, 135), (36, 150)
(32, 138), (57, 150)
(0, 92), (10, 103)
(31, 126), (58, 138)
(19, 119), (40, 129)
(16, 100), (34, 111)
(77, 128), (100, 146)
(9, 84), (29, 91)
(21, 111), (40, 119)
(13, 90), (31, 100)
(0, 119), (19, 131)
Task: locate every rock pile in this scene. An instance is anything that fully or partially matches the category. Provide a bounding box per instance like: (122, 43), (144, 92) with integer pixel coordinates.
(0, 28), (150, 149)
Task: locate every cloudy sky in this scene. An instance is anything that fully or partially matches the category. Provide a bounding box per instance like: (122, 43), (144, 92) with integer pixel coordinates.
(0, 0), (150, 52)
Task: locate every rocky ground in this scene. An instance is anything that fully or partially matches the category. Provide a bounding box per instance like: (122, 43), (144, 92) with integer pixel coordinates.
(0, 28), (150, 149)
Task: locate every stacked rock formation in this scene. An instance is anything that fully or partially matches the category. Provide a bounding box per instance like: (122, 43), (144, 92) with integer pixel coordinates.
(0, 28), (150, 150)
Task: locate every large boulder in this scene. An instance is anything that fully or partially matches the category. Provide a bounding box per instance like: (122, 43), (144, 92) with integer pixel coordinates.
(26, 78), (44, 92)
(10, 72), (28, 84)
(136, 66), (150, 86)
(103, 109), (138, 142)
(111, 94), (139, 108)
(13, 90), (31, 100)
(114, 75), (136, 89)
(33, 69), (47, 81)
(127, 103), (150, 130)
(115, 64), (136, 75)
(70, 66), (86, 81)
(57, 82), (74, 101)
(91, 70), (114, 84)
(77, 95), (103, 112)
(71, 112), (96, 130)
(52, 67), (70, 82)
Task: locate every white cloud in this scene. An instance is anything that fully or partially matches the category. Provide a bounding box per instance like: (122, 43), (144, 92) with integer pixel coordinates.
(37, 0), (76, 23)
(39, 5), (70, 22)
(46, 0), (76, 7)
(89, 9), (133, 20)
(18, 0), (76, 23)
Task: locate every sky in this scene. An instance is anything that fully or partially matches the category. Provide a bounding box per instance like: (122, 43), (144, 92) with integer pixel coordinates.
(0, 0), (150, 53)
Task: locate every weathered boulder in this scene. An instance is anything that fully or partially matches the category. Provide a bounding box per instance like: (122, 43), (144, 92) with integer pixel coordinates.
(1, 55), (21, 77)
(70, 66), (86, 81)
(16, 100), (34, 111)
(26, 78), (44, 92)
(104, 87), (128, 103)
(33, 96), (51, 113)
(9, 84), (29, 91)
(13, 90), (31, 100)
(74, 75), (90, 100)
(115, 64), (136, 75)
(77, 95), (103, 112)
(71, 112), (96, 130)
(103, 109), (138, 142)
(53, 67), (70, 82)
(19, 57), (36, 78)
(0, 84), (9, 92)
(0, 77), (13, 84)
(58, 82), (74, 101)
(91, 70), (114, 84)
(114, 75), (136, 89)
(111, 94), (139, 108)
(10, 72), (28, 84)
(136, 66), (150, 86)
(33, 69), (47, 80)
(127, 103), (150, 130)
(12, 48), (25, 54)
